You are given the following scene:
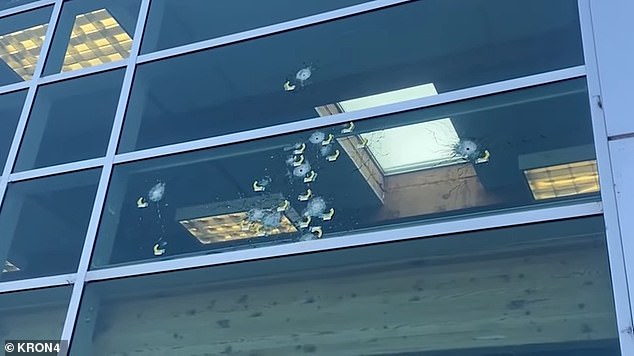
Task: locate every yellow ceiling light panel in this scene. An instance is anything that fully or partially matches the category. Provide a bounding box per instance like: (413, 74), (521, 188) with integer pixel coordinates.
(94, 38), (109, 47)
(0, 23), (48, 80)
(114, 33), (130, 42)
(62, 8), (132, 72)
(524, 160), (599, 200)
(179, 212), (298, 245)
(107, 53), (124, 61)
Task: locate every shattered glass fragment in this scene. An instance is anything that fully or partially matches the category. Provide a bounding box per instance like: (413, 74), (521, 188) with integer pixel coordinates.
(293, 162), (311, 177)
(247, 208), (266, 222)
(261, 211), (282, 229)
(148, 182), (166, 202)
(303, 197), (327, 217)
(452, 139), (490, 164)
(309, 131), (326, 144)
(295, 66), (312, 83)
(320, 145), (332, 157)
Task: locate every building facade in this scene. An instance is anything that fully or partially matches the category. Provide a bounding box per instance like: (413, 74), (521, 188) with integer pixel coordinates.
(0, 0), (633, 355)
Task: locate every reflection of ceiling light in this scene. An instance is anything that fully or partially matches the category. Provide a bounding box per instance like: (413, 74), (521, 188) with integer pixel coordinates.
(179, 212), (297, 244)
(0, 23), (48, 80)
(361, 118), (462, 175)
(2, 260), (20, 273)
(524, 160), (599, 200)
(62, 8), (132, 72)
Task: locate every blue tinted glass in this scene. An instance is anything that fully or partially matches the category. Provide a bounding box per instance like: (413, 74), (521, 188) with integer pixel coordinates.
(0, 89), (26, 169)
(0, 286), (71, 345)
(120, 0), (583, 153)
(0, 0), (39, 11)
(93, 79), (598, 268)
(43, 0), (142, 75)
(0, 6), (52, 86)
(74, 217), (620, 355)
(141, 0), (372, 53)
(0, 169), (101, 281)
(14, 69), (125, 171)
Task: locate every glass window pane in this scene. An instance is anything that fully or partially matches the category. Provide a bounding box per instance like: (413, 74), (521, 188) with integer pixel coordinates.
(93, 79), (598, 268)
(0, 0), (40, 11)
(141, 0), (373, 53)
(0, 6), (52, 86)
(0, 169), (101, 281)
(42, 0), (142, 75)
(74, 217), (620, 355)
(119, 0), (583, 153)
(14, 69), (125, 171)
(0, 89), (27, 169)
(0, 286), (71, 345)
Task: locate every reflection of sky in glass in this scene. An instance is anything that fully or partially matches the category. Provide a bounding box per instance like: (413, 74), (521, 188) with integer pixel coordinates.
(0, 0), (39, 11)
